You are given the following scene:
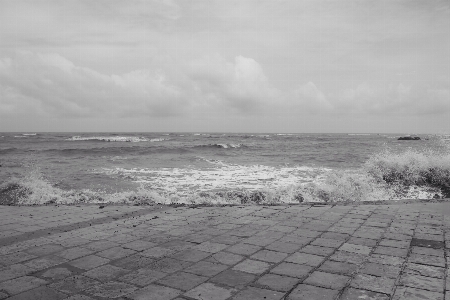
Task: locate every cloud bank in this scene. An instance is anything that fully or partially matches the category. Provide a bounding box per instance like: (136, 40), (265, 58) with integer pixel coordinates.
(0, 0), (449, 132)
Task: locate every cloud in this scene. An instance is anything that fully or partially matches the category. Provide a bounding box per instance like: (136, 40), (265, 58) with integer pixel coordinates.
(0, 51), (184, 118)
(0, 51), (282, 119)
(188, 54), (279, 113)
(287, 80), (450, 117)
(334, 82), (450, 115)
(293, 82), (333, 113)
(2, 49), (448, 125)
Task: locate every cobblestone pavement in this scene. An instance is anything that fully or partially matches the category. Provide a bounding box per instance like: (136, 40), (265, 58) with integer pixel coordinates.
(0, 202), (449, 300)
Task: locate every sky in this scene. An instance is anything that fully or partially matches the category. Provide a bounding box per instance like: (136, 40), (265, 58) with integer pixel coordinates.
(0, 0), (449, 133)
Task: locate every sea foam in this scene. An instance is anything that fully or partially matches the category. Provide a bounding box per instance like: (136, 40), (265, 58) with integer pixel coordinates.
(66, 136), (150, 142)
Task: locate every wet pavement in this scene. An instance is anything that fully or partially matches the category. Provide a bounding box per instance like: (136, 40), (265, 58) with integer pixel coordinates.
(0, 201), (449, 299)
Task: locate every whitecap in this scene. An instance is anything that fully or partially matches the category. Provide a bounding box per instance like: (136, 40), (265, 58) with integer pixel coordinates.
(66, 136), (149, 142)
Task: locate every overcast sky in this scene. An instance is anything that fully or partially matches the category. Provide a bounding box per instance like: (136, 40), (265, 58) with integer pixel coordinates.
(0, 0), (449, 133)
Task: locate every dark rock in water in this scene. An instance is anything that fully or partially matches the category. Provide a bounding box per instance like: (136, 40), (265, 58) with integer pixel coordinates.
(398, 136), (421, 140)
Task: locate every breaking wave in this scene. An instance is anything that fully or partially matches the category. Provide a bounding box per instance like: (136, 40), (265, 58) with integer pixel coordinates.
(197, 143), (245, 149)
(65, 136), (165, 143)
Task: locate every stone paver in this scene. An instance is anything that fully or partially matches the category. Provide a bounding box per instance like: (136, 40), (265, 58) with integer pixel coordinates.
(0, 276), (47, 295)
(311, 238), (344, 248)
(360, 262), (401, 278)
(374, 245), (408, 257)
(393, 286), (444, 300)
(56, 247), (93, 260)
(5, 286), (67, 300)
(256, 273), (299, 292)
(367, 254), (403, 266)
(250, 249), (288, 263)
(111, 253), (155, 269)
(232, 259), (271, 274)
(403, 262), (445, 279)
(350, 274), (396, 295)
(210, 269), (256, 288)
(118, 267), (166, 286)
(85, 281), (137, 298)
(68, 255), (110, 270)
(411, 246), (444, 257)
(127, 284), (182, 300)
(225, 243), (261, 256)
(287, 284), (340, 300)
(157, 271), (208, 291)
(408, 253), (446, 267)
(146, 257), (192, 273)
(330, 251), (367, 265)
(184, 283), (236, 300)
(49, 275), (99, 295)
(399, 273), (444, 292)
(0, 202), (449, 300)
(0, 264), (34, 282)
(83, 264), (129, 282)
(379, 239), (410, 249)
(285, 252), (325, 267)
(303, 271), (350, 290)
(233, 287), (284, 300)
(339, 243), (372, 255)
(206, 251), (244, 265)
(170, 249), (211, 262)
(97, 246), (136, 260)
(319, 260), (358, 275)
(300, 245), (335, 256)
(24, 255), (68, 270)
(341, 287), (390, 300)
(270, 262), (313, 278)
(184, 261), (228, 277)
(40, 267), (73, 280)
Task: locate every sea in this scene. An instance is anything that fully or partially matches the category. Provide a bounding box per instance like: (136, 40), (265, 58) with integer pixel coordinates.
(1, 132), (449, 205)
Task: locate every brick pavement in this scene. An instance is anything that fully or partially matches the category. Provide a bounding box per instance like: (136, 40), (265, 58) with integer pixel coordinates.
(0, 202), (449, 299)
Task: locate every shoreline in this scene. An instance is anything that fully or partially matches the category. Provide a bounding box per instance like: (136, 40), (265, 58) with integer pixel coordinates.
(2, 197), (449, 207)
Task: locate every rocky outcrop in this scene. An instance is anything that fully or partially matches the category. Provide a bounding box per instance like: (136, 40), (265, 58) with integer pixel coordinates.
(398, 136), (421, 140)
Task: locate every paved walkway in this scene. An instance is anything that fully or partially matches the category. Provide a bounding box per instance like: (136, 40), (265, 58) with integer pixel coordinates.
(0, 202), (449, 300)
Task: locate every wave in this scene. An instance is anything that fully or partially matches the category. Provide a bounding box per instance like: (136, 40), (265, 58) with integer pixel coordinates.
(1, 170), (441, 206)
(66, 136), (151, 142)
(363, 148), (450, 197)
(197, 143), (245, 149)
(22, 133), (37, 136)
(3, 145), (449, 206)
(348, 133), (371, 136)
